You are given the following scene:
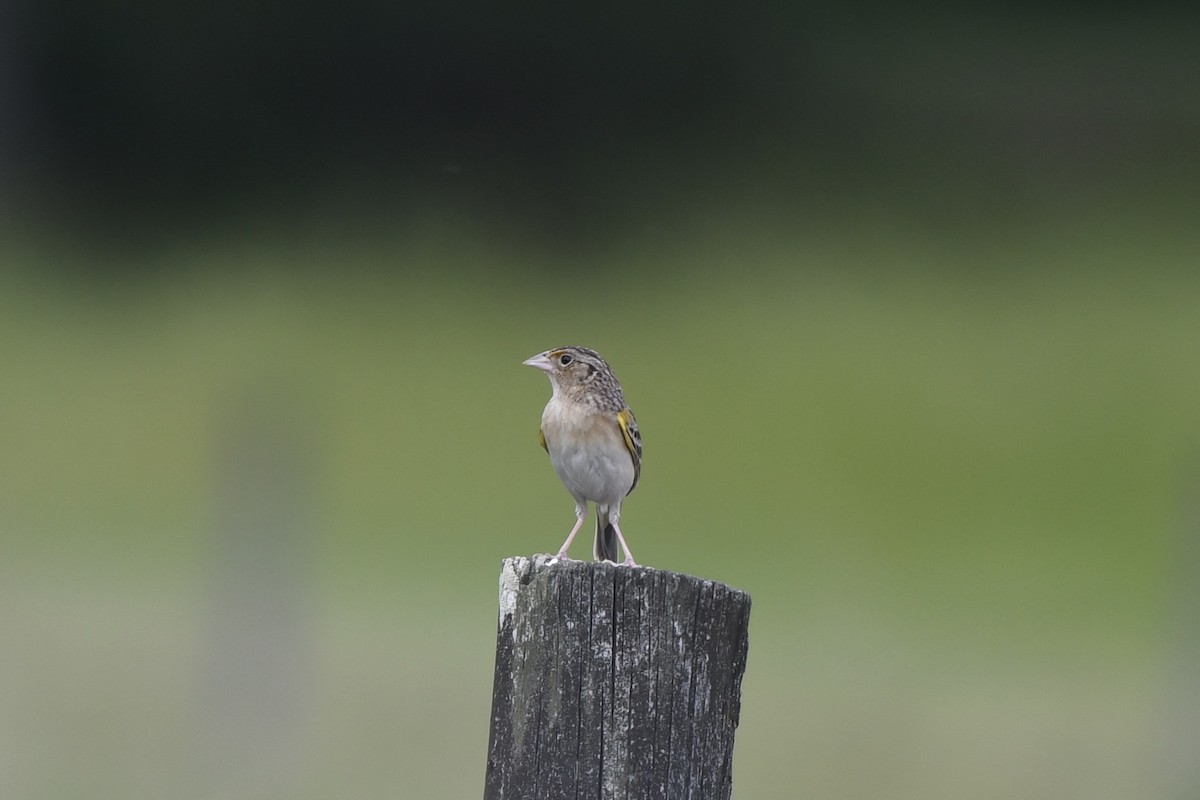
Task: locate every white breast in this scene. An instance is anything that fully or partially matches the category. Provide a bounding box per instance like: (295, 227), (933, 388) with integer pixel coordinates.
(541, 397), (635, 506)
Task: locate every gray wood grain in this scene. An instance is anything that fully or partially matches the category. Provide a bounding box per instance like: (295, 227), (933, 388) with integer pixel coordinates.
(484, 556), (751, 800)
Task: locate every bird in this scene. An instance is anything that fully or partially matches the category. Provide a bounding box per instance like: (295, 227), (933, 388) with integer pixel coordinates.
(522, 346), (643, 566)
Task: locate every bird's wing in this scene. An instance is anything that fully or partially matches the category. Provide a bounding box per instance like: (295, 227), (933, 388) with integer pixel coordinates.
(539, 427), (548, 453)
(617, 407), (642, 494)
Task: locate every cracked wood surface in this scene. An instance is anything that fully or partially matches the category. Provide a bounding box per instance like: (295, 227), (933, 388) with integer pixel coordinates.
(484, 556), (751, 800)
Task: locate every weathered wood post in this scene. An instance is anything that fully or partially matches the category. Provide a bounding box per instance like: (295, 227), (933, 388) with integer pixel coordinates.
(483, 555), (751, 800)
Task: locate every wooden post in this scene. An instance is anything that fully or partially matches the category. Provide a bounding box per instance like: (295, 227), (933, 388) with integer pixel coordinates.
(483, 555), (752, 800)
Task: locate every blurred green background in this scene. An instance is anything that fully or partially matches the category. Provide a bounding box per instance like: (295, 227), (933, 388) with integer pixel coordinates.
(3, 4), (1199, 799)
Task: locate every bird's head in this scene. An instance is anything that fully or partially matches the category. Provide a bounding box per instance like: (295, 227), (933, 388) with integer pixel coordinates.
(523, 346), (617, 402)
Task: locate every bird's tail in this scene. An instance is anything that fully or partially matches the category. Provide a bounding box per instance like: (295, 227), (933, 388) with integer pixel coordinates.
(594, 509), (619, 562)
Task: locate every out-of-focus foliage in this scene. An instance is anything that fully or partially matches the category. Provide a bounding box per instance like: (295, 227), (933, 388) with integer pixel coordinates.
(3, 220), (1197, 798)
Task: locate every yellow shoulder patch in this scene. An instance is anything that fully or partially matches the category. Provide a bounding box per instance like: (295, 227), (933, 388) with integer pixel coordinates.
(616, 408), (643, 494)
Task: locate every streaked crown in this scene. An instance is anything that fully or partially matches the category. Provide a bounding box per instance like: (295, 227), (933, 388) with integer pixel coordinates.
(525, 345), (627, 411)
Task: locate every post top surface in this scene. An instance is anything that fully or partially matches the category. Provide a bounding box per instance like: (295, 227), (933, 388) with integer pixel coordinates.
(499, 554), (750, 603)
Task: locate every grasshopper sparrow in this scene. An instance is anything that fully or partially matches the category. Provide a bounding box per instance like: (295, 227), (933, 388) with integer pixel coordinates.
(523, 346), (642, 566)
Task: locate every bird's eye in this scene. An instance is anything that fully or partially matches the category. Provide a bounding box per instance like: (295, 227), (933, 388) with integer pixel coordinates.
(558, 353), (574, 366)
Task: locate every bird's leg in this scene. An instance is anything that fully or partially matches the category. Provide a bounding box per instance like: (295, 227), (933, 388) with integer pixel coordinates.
(553, 505), (587, 561)
(610, 520), (638, 567)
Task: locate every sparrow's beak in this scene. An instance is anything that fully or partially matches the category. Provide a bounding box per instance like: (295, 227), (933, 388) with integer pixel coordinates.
(522, 352), (554, 372)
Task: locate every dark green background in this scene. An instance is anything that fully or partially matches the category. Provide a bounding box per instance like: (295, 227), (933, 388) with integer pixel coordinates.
(3, 5), (1197, 798)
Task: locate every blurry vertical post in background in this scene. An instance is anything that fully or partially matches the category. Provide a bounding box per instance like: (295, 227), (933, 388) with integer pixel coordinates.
(483, 556), (751, 800)
(1162, 452), (1200, 798)
(193, 385), (318, 798)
